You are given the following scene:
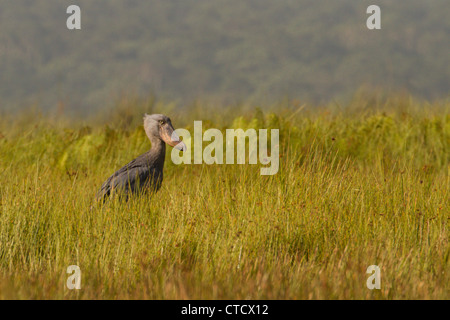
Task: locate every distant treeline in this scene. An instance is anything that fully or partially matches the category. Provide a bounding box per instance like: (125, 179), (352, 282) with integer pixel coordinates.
(0, 0), (449, 113)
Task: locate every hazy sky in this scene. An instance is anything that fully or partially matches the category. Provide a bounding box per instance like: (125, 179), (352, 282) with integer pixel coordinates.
(0, 0), (448, 112)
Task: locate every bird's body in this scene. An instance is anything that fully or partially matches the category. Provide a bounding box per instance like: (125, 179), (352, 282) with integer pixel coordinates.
(96, 144), (165, 200)
(96, 114), (185, 202)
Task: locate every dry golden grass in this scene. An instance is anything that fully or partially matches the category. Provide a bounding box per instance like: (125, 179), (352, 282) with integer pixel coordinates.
(0, 94), (448, 299)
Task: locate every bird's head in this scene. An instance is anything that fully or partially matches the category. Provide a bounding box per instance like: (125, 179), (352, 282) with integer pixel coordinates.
(143, 114), (186, 151)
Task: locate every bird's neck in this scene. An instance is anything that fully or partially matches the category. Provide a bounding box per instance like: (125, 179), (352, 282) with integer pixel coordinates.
(149, 137), (166, 169)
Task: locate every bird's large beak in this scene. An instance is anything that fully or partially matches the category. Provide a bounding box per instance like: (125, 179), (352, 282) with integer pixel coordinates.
(161, 125), (187, 151)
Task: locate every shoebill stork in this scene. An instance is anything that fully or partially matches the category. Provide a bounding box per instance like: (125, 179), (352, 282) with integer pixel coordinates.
(96, 114), (186, 201)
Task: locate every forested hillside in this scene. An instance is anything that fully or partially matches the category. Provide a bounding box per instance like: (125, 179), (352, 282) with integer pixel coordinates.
(0, 0), (448, 113)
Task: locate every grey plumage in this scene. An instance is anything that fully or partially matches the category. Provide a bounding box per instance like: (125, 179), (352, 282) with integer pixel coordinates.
(96, 114), (185, 202)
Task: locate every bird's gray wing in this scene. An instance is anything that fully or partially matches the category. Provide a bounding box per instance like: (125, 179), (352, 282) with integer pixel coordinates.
(96, 157), (149, 201)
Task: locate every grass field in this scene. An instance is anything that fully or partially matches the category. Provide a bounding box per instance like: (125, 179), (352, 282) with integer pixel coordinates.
(0, 94), (448, 299)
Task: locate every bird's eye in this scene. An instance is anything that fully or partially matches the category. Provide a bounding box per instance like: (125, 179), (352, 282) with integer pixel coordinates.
(159, 120), (165, 125)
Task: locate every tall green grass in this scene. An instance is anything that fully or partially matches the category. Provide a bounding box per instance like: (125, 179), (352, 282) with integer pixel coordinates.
(0, 94), (448, 299)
